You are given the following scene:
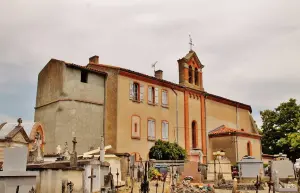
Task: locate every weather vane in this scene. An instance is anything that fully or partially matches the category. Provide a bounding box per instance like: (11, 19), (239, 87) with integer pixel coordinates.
(151, 61), (158, 73)
(189, 33), (194, 51)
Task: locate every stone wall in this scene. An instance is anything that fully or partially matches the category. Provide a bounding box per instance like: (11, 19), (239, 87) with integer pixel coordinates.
(86, 64), (119, 152)
(35, 60), (106, 154)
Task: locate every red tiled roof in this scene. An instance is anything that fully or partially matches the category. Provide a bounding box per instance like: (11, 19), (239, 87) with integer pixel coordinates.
(88, 63), (252, 112)
(208, 125), (261, 138)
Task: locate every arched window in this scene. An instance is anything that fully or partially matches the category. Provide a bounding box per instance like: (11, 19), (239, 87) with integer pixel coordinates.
(247, 141), (252, 156)
(188, 66), (193, 84)
(194, 68), (199, 85)
(192, 121), (197, 148)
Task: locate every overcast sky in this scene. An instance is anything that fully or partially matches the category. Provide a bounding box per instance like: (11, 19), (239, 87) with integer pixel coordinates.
(1, 0), (300, 127)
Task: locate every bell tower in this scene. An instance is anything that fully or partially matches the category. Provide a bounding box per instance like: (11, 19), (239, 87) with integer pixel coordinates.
(178, 50), (204, 91)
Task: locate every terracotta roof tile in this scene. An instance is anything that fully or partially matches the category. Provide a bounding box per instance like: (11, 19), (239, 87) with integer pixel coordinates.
(209, 125), (261, 138)
(57, 55), (252, 112)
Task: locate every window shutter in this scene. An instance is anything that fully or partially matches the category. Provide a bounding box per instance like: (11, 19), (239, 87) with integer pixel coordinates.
(140, 85), (144, 102)
(148, 120), (151, 138)
(162, 121), (168, 140)
(162, 122), (165, 139)
(155, 88), (159, 105)
(165, 122), (169, 140)
(148, 87), (152, 103)
(165, 91), (168, 105)
(152, 120), (155, 138)
(129, 81), (133, 100)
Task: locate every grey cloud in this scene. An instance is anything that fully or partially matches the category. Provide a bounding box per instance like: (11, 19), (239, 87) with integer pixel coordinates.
(0, 0), (300, 127)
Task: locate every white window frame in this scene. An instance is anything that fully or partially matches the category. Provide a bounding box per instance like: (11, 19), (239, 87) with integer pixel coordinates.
(147, 119), (155, 140)
(162, 121), (169, 140)
(162, 89), (168, 107)
(148, 86), (154, 104)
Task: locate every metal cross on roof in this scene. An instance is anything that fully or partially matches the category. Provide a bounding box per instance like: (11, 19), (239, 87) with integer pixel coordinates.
(189, 34), (194, 51)
(151, 61), (158, 73)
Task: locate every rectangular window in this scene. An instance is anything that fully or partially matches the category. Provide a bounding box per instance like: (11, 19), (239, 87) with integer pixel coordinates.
(162, 121), (169, 140)
(81, 70), (88, 83)
(133, 83), (139, 101)
(148, 86), (155, 104)
(162, 90), (168, 107)
(147, 119), (155, 140)
(154, 88), (159, 105)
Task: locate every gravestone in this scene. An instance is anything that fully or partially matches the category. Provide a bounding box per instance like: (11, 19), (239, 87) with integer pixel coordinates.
(207, 156), (232, 181)
(238, 156), (263, 178)
(180, 161), (201, 182)
(273, 170), (298, 192)
(271, 159), (295, 179)
(3, 146), (28, 171)
(294, 158), (300, 173)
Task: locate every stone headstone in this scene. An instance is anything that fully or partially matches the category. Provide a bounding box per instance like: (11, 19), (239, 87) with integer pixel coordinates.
(3, 146), (28, 171)
(0, 181), (5, 192)
(238, 156), (263, 178)
(272, 159), (295, 179)
(180, 161), (201, 183)
(294, 158), (300, 172)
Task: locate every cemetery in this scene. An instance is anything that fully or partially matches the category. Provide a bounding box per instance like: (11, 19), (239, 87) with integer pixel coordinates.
(0, 120), (299, 193)
(0, 132), (299, 193)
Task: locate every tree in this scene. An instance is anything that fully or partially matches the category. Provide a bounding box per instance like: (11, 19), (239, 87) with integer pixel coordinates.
(149, 140), (187, 160)
(260, 98), (300, 161)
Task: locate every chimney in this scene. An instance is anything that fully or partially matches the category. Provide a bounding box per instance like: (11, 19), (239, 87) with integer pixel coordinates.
(89, 55), (99, 64)
(155, 70), (163, 79)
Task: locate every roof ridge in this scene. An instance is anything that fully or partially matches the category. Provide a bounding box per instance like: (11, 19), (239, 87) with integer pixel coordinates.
(208, 125), (225, 134)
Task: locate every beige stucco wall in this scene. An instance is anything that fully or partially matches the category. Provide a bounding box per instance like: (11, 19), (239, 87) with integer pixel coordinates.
(35, 61), (105, 154)
(206, 99), (254, 132)
(209, 136), (237, 164)
(238, 108), (255, 133)
(188, 97), (202, 150)
(237, 136), (262, 161)
(38, 169), (83, 193)
(116, 75), (185, 160)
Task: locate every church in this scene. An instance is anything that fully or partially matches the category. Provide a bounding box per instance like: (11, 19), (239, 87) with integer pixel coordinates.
(35, 48), (261, 164)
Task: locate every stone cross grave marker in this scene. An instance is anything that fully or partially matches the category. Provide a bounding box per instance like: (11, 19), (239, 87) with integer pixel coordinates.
(3, 146), (28, 171)
(88, 168), (97, 193)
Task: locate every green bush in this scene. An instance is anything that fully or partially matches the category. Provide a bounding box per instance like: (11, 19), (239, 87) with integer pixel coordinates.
(149, 140), (187, 160)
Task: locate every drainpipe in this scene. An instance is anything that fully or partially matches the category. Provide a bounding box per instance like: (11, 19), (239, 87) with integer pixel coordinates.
(171, 88), (179, 144)
(103, 74), (107, 146)
(236, 104), (239, 129)
(204, 94), (208, 164)
(236, 135), (239, 163)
